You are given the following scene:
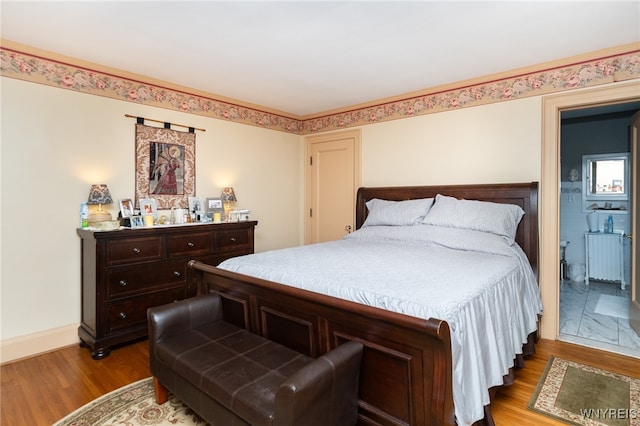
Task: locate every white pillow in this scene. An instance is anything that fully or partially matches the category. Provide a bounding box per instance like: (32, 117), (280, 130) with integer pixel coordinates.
(362, 198), (434, 227)
(421, 194), (524, 242)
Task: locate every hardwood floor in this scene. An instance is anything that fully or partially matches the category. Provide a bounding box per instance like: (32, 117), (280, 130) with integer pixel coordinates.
(1, 339), (150, 426)
(1, 338), (638, 425)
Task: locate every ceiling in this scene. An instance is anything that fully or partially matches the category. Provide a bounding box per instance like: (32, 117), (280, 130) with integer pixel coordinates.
(1, 1), (639, 117)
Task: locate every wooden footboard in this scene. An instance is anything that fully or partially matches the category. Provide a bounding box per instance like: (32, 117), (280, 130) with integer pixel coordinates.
(188, 260), (455, 426)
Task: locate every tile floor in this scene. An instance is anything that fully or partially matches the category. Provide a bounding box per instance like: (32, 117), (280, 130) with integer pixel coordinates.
(559, 279), (640, 358)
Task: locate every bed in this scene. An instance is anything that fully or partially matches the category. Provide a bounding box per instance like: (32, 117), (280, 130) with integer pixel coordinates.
(187, 182), (542, 426)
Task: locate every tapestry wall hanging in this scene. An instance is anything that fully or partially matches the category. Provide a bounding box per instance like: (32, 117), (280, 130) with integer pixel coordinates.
(135, 123), (196, 209)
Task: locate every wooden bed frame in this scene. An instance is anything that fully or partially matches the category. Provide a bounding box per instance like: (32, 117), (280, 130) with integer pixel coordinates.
(188, 182), (539, 426)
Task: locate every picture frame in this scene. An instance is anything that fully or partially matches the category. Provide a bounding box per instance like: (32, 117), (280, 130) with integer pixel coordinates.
(206, 197), (224, 213)
(135, 123), (196, 209)
(188, 196), (204, 214)
(205, 197), (224, 221)
(130, 216), (145, 228)
(119, 198), (134, 218)
(139, 198), (158, 219)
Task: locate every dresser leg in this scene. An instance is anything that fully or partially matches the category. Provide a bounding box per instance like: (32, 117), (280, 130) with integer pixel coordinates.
(91, 347), (111, 360)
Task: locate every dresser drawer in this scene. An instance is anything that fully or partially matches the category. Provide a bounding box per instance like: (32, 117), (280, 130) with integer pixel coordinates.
(167, 231), (211, 258)
(215, 229), (251, 253)
(107, 260), (186, 299)
(107, 287), (186, 332)
(106, 236), (163, 265)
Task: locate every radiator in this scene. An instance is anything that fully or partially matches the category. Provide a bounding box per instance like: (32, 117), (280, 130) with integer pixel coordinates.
(585, 232), (625, 289)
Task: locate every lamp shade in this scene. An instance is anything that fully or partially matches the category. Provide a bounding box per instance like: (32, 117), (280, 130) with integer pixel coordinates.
(87, 184), (113, 223)
(87, 184), (113, 205)
(221, 187), (237, 202)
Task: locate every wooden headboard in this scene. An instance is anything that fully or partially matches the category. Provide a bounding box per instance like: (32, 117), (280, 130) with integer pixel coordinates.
(356, 182), (539, 277)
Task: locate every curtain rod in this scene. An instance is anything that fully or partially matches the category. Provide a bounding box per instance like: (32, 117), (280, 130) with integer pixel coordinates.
(124, 114), (206, 132)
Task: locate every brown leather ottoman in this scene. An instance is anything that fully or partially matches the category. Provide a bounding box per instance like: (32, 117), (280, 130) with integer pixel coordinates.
(148, 293), (363, 426)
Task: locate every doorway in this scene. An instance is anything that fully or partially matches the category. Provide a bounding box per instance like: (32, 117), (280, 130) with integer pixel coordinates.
(558, 104), (640, 357)
(540, 82), (640, 358)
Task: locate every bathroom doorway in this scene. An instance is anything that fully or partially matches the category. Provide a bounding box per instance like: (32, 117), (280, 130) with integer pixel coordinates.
(558, 102), (640, 357)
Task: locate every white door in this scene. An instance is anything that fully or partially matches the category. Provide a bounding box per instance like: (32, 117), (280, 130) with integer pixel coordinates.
(630, 112), (640, 337)
(305, 130), (361, 244)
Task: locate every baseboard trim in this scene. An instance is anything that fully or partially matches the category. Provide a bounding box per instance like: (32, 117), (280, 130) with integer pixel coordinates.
(1, 324), (79, 364)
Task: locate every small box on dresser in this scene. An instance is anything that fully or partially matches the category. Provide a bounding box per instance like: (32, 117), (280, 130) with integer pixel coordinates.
(77, 221), (257, 359)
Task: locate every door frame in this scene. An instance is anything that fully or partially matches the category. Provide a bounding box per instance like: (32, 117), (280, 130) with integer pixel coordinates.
(630, 112), (640, 336)
(540, 80), (640, 340)
(304, 129), (362, 244)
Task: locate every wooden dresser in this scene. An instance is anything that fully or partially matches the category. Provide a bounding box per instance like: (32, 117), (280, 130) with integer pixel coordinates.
(77, 221), (257, 359)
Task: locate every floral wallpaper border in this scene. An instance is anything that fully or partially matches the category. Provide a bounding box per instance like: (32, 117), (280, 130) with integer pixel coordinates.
(1, 46), (639, 135)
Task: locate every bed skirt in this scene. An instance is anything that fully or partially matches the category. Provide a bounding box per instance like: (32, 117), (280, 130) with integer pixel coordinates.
(477, 331), (538, 426)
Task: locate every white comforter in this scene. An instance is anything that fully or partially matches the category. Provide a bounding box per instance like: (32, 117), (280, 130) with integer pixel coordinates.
(218, 224), (543, 426)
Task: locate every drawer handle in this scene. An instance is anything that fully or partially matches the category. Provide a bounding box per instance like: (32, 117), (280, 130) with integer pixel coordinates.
(119, 280), (127, 287)
(173, 271), (181, 277)
(230, 237), (237, 242)
(119, 312), (127, 319)
(187, 242), (194, 247)
(132, 247), (141, 254)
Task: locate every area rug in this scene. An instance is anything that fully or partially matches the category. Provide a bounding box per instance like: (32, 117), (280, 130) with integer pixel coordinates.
(53, 377), (208, 425)
(528, 356), (640, 426)
(595, 294), (630, 320)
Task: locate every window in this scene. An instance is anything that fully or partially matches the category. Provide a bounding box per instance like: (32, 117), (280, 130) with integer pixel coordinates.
(582, 153), (629, 202)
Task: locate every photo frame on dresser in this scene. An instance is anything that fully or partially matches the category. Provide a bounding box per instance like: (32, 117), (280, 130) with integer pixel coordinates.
(139, 198), (158, 219)
(188, 196), (204, 214)
(130, 216), (145, 228)
(119, 199), (134, 218)
(205, 197), (224, 219)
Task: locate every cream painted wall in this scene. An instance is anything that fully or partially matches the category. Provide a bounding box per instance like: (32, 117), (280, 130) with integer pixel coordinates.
(0, 78), (303, 359)
(359, 97), (541, 186)
(0, 76), (577, 362)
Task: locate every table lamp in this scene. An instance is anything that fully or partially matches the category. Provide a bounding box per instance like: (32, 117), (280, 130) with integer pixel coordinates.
(221, 187), (237, 221)
(87, 184), (113, 223)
